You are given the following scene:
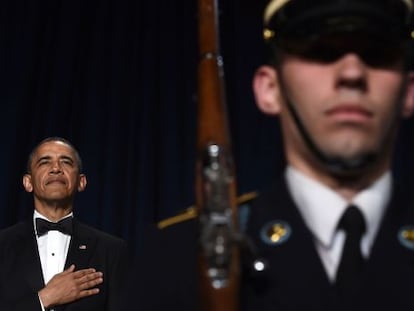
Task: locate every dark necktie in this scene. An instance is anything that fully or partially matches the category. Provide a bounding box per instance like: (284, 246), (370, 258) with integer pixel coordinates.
(335, 205), (366, 298)
(36, 217), (73, 236)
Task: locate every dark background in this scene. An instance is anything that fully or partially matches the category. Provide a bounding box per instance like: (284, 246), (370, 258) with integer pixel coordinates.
(0, 0), (413, 257)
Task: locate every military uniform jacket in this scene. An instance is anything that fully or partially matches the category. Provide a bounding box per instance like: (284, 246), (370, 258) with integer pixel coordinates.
(242, 176), (414, 311)
(135, 175), (414, 310)
(0, 218), (129, 311)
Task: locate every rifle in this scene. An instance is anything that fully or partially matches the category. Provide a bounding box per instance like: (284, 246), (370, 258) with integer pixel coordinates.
(196, 0), (240, 310)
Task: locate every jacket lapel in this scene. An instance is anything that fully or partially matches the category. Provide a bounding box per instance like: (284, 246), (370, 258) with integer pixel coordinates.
(55, 220), (98, 311)
(17, 221), (45, 291)
(360, 182), (414, 308)
(64, 219), (96, 270)
(244, 178), (336, 309)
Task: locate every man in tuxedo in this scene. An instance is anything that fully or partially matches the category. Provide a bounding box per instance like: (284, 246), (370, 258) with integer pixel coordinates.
(137, 0), (414, 310)
(0, 137), (128, 310)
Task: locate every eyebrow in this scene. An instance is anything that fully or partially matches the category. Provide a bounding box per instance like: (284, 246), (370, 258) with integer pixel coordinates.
(34, 155), (75, 165)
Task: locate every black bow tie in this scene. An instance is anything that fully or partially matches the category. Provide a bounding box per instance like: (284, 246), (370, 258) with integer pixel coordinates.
(36, 217), (73, 236)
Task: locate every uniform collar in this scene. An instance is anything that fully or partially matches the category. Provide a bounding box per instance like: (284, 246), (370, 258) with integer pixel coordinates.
(285, 166), (391, 254)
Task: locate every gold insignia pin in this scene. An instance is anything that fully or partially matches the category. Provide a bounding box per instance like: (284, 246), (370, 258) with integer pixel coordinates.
(398, 226), (414, 250)
(261, 220), (291, 245)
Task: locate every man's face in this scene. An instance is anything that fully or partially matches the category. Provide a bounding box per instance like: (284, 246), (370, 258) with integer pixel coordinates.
(254, 35), (414, 176)
(282, 53), (405, 165)
(23, 141), (86, 204)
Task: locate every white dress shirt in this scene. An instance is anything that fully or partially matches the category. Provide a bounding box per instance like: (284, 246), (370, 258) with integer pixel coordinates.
(34, 210), (73, 310)
(285, 166), (391, 282)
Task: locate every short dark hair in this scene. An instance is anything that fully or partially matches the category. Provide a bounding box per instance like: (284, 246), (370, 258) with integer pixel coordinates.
(26, 137), (83, 173)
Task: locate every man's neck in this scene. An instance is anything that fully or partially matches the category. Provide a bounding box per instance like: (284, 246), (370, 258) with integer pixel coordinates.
(288, 161), (389, 202)
(34, 203), (73, 222)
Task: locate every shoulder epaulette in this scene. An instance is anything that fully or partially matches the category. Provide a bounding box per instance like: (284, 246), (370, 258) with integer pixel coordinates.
(157, 191), (258, 230)
(157, 207), (197, 230)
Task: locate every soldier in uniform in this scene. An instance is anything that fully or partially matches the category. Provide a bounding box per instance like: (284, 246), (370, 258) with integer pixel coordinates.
(136, 0), (414, 310)
(242, 0), (414, 309)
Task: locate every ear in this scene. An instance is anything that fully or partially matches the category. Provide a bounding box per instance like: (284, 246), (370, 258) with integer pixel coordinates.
(22, 174), (33, 193)
(78, 174), (88, 192)
(77, 174), (87, 192)
(402, 72), (414, 118)
(252, 65), (282, 115)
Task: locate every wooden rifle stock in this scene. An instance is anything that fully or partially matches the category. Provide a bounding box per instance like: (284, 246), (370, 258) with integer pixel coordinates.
(196, 0), (240, 310)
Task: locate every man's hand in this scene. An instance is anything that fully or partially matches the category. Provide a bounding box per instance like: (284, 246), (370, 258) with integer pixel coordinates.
(38, 264), (103, 308)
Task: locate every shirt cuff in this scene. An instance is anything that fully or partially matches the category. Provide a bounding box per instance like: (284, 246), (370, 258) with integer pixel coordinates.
(38, 293), (46, 311)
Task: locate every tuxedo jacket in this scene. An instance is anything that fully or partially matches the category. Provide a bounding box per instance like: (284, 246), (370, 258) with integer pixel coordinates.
(0, 218), (128, 311)
(136, 174), (414, 310)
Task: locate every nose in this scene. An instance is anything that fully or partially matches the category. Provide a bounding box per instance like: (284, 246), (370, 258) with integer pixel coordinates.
(335, 53), (368, 91)
(50, 161), (63, 174)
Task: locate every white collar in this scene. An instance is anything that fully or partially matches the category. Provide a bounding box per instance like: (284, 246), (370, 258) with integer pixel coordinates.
(285, 166), (391, 254)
